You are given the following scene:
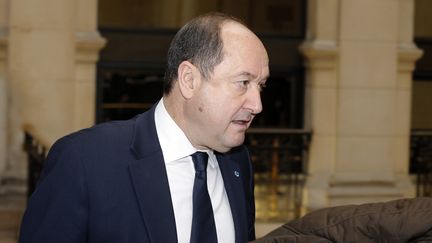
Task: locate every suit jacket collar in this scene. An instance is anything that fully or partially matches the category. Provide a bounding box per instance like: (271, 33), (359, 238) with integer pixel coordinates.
(130, 104), (161, 159)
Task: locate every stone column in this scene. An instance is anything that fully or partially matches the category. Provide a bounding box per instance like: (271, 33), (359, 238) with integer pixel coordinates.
(394, 0), (423, 183)
(301, 0), (422, 211)
(300, 0), (340, 210)
(4, 0), (104, 192)
(0, 0), (8, 181)
(7, 0), (76, 180)
(75, 0), (106, 129)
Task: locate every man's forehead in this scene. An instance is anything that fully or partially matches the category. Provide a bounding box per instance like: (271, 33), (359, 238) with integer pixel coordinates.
(219, 21), (269, 78)
(221, 21), (254, 39)
(220, 23), (266, 54)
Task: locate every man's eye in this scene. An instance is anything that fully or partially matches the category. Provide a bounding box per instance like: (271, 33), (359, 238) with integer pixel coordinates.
(259, 83), (267, 92)
(236, 80), (249, 89)
(240, 80), (249, 86)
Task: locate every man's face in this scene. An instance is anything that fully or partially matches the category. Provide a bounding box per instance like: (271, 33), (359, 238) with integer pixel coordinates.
(186, 22), (269, 153)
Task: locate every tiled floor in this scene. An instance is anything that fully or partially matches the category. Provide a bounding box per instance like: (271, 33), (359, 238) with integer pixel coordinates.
(0, 194), (24, 243)
(0, 233), (17, 243)
(0, 214), (20, 243)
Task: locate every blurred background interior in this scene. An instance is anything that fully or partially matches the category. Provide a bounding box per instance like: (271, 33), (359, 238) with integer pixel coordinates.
(0, 0), (432, 241)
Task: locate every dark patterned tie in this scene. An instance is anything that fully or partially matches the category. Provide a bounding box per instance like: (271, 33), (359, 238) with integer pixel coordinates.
(190, 152), (218, 243)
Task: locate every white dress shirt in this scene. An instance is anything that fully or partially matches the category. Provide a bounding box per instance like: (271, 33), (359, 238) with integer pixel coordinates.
(154, 99), (235, 243)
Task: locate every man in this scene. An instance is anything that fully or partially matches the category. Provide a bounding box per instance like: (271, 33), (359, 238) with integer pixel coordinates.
(19, 12), (269, 243)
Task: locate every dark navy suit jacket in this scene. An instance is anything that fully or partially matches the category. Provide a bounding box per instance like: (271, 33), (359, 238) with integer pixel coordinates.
(19, 105), (256, 243)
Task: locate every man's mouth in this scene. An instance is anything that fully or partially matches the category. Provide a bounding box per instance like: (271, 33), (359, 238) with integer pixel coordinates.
(233, 120), (249, 126)
(232, 111), (254, 128)
(232, 119), (252, 127)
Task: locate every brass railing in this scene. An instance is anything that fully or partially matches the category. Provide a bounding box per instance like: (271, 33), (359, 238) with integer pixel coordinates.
(22, 125), (49, 198)
(246, 128), (311, 221)
(411, 130), (432, 197)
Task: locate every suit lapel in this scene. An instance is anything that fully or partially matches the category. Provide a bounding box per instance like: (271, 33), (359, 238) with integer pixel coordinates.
(128, 105), (178, 243)
(216, 153), (248, 243)
(128, 153), (177, 243)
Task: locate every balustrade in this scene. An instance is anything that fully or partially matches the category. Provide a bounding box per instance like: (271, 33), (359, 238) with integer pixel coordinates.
(411, 130), (432, 197)
(246, 128), (311, 221)
(22, 125), (48, 198)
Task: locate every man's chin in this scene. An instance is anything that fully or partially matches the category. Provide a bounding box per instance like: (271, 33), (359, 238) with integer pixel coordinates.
(212, 133), (246, 153)
(213, 142), (243, 154)
(225, 137), (245, 151)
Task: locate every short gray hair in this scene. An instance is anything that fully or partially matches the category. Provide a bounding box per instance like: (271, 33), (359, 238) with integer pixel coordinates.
(163, 12), (245, 94)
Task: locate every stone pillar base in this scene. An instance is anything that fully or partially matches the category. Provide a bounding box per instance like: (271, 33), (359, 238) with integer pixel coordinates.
(328, 173), (415, 207)
(303, 173), (415, 212)
(0, 170), (27, 197)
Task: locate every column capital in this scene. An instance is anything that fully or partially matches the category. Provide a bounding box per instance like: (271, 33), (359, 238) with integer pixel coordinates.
(299, 40), (339, 70)
(75, 31), (106, 63)
(398, 44), (424, 73)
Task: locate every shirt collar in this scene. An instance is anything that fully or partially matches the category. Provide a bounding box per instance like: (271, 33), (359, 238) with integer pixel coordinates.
(154, 99), (217, 168)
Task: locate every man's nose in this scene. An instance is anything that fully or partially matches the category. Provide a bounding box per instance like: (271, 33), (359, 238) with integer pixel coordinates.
(245, 86), (263, 115)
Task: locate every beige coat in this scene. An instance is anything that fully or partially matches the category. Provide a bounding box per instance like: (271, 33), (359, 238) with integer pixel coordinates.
(252, 197), (432, 243)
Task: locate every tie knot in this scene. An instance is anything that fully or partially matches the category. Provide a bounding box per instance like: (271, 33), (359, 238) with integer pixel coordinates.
(191, 151), (209, 172)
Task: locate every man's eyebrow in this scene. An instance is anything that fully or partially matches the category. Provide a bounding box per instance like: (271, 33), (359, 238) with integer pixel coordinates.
(234, 71), (257, 79)
(235, 71), (269, 81)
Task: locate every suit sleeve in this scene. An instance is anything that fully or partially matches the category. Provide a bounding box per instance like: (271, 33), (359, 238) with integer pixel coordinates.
(19, 136), (89, 243)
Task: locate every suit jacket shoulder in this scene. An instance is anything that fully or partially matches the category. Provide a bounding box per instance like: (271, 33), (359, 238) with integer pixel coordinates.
(19, 108), (174, 243)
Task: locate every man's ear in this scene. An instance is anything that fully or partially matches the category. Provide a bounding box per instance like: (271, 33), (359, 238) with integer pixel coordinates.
(177, 61), (200, 99)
